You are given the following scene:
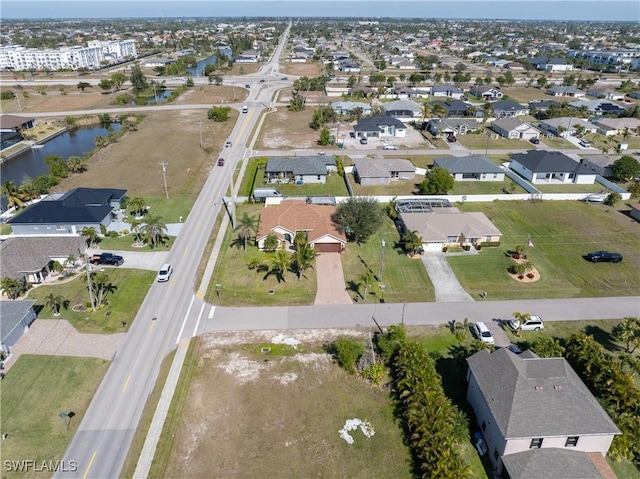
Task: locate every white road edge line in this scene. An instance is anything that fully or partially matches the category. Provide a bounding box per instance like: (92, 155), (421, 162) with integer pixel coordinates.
(176, 295), (196, 344)
(208, 306), (215, 319)
(192, 302), (206, 337)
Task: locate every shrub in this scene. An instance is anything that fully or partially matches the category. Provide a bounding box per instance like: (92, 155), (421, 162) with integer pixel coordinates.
(442, 246), (448, 252)
(331, 336), (365, 374)
(479, 241), (501, 248)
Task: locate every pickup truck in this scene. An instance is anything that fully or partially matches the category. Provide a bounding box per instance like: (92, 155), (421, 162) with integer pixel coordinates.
(90, 253), (124, 266)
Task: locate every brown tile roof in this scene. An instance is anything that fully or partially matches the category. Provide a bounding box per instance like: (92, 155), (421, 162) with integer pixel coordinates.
(0, 114), (35, 129)
(257, 200), (346, 244)
(0, 236), (86, 279)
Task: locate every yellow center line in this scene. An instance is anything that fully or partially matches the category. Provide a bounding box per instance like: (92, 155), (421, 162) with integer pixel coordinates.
(83, 451), (97, 479)
(148, 320), (156, 333)
(122, 374), (131, 392)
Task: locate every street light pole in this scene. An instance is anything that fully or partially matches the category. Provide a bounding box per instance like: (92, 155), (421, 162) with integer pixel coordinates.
(159, 162), (169, 199)
(378, 232), (387, 283)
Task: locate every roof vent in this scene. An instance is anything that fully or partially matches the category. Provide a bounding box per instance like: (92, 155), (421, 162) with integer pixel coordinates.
(534, 386), (544, 391)
(554, 385), (562, 390)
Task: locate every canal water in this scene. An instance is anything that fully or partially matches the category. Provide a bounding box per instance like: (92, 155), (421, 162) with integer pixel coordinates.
(187, 48), (232, 77)
(1, 123), (121, 186)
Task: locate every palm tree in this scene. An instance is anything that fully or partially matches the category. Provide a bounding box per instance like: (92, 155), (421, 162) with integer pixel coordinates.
(357, 269), (375, 302)
(512, 311), (531, 334)
(141, 215), (168, 249)
(268, 249), (290, 282)
(129, 218), (144, 245)
(127, 196), (147, 219)
(403, 230), (423, 256)
(432, 104), (447, 119)
(613, 317), (640, 354)
(1, 181), (27, 210)
(45, 293), (68, 316)
(421, 102), (433, 122)
(67, 156), (87, 173)
(234, 212), (259, 251)
(81, 226), (100, 248)
(290, 242), (319, 280)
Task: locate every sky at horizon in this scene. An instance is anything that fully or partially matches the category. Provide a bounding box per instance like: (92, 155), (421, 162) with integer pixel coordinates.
(1, 1), (639, 22)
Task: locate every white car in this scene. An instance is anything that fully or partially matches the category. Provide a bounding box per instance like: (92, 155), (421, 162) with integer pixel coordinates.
(157, 263), (173, 282)
(509, 315), (544, 331)
(472, 322), (495, 345)
(579, 139), (591, 148)
(383, 145), (398, 150)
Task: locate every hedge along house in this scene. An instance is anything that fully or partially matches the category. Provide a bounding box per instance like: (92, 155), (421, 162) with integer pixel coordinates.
(397, 207), (502, 252)
(256, 200), (346, 253)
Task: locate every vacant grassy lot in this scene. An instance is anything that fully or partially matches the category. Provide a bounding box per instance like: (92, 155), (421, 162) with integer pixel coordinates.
(450, 178), (526, 195)
(280, 62), (323, 76)
(173, 85), (247, 105)
(158, 336), (413, 479)
(501, 86), (554, 103)
(449, 201), (640, 300)
(207, 204), (317, 306)
(256, 107), (321, 149)
(341, 217), (435, 303)
(1, 355), (109, 478)
(457, 134), (531, 150)
(27, 269), (156, 333)
(351, 177), (422, 196)
(0, 87), (116, 114)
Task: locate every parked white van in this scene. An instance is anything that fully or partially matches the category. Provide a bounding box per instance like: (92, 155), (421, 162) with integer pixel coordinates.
(253, 188), (283, 200)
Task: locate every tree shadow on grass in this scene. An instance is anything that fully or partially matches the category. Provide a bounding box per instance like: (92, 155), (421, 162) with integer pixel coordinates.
(345, 279), (362, 299)
(585, 325), (621, 353)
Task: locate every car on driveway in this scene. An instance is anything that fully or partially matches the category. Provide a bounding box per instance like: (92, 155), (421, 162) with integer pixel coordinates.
(472, 322), (495, 344)
(447, 134), (457, 143)
(509, 315), (544, 331)
(360, 137), (368, 144)
(530, 137), (540, 144)
(579, 139), (591, 148)
(585, 251), (623, 263)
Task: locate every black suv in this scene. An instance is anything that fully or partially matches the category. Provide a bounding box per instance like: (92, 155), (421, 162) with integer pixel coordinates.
(585, 251), (623, 263)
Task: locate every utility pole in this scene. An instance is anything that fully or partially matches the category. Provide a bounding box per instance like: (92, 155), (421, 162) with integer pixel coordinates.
(85, 257), (95, 310)
(159, 162), (169, 199)
(199, 121), (203, 150)
(378, 232), (387, 283)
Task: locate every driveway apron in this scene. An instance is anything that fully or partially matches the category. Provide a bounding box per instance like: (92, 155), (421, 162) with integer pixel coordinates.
(314, 253), (352, 305)
(421, 253), (474, 302)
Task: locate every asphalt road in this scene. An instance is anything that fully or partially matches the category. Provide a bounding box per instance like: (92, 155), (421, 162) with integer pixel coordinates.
(54, 22), (293, 479)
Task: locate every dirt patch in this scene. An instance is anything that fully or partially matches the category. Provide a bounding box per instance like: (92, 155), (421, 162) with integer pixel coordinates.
(280, 62), (323, 76)
(164, 335), (411, 479)
(55, 110), (235, 197)
(257, 107), (320, 149)
(173, 85), (248, 105)
(2, 87), (117, 114)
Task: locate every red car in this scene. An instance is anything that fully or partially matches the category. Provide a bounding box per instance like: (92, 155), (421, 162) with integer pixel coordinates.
(217, 158), (225, 166)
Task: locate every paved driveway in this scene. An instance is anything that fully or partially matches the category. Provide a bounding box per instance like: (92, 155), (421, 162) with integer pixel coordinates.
(314, 253), (352, 305)
(421, 253), (474, 302)
(87, 248), (169, 271)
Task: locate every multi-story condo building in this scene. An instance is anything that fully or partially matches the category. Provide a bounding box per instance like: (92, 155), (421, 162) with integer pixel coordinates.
(0, 40), (137, 71)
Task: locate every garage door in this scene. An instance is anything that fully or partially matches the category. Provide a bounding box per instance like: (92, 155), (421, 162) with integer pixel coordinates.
(315, 243), (343, 253)
(423, 242), (444, 252)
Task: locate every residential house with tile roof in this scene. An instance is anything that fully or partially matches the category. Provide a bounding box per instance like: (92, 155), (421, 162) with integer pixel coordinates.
(381, 99), (422, 122)
(256, 200), (346, 253)
(431, 84), (465, 99)
(466, 348), (620, 478)
(425, 118), (482, 136)
(510, 151), (597, 184)
(491, 100), (530, 118)
(353, 115), (407, 139)
(547, 86), (586, 98)
(352, 157), (416, 185)
(265, 156), (337, 185)
(491, 118), (540, 140)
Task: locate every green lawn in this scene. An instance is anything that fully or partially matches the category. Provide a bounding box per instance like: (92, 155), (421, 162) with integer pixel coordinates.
(126, 195), (196, 226)
(0, 355), (109, 477)
(98, 234), (176, 251)
(450, 179), (526, 195)
(206, 204), (317, 306)
(448, 201), (640, 300)
(457, 134), (531, 150)
(350, 177), (421, 196)
(539, 136), (579, 150)
(534, 183), (605, 193)
(341, 217), (435, 303)
(27, 268), (156, 333)
(0, 223), (12, 235)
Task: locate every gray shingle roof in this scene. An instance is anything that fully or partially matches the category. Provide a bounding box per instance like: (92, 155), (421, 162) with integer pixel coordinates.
(492, 100), (527, 112)
(512, 151), (595, 174)
(353, 115), (406, 133)
(1, 300), (36, 343)
(353, 157), (415, 178)
(265, 156), (336, 176)
(382, 99), (422, 113)
(0, 236), (86, 279)
(434, 156), (504, 174)
(467, 348), (620, 439)
(502, 449), (603, 479)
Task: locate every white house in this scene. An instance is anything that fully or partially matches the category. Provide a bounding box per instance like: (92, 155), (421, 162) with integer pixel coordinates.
(491, 118), (540, 140)
(510, 151), (597, 185)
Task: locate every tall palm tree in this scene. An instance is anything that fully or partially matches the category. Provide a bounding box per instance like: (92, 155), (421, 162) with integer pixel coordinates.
(45, 293), (68, 316)
(403, 230), (423, 256)
(234, 212), (259, 251)
(357, 269), (375, 302)
(421, 102), (433, 122)
(290, 242), (319, 280)
(81, 226), (100, 248)
(613, 317), (640, 354)
(127, 196), (147, 219)
(512, 311), (531, 334)
(141, 215), (168, 249)
(1, 181), (27, 210)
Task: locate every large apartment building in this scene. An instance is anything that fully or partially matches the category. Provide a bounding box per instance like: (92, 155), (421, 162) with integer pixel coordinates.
(0, 40), (136, 71)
